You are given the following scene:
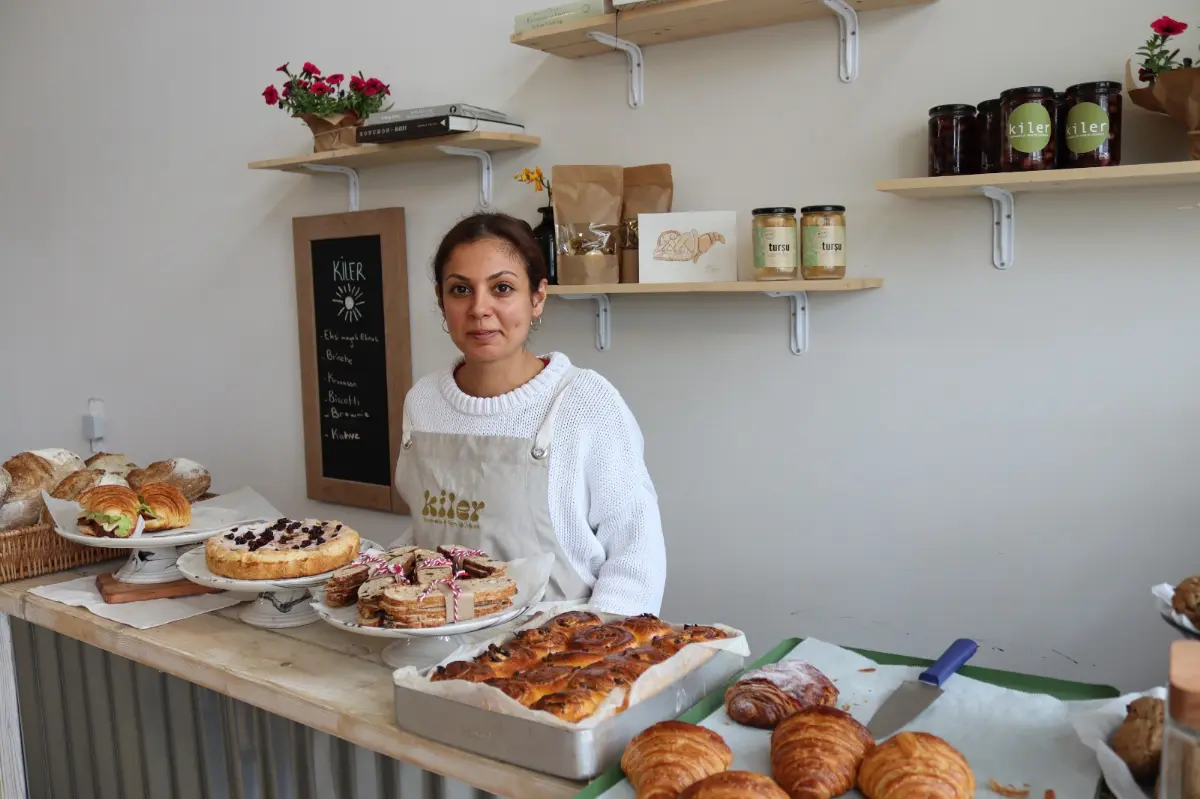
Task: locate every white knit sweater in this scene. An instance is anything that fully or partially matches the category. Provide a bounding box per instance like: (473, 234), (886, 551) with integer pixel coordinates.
(399, 352), (666, 616)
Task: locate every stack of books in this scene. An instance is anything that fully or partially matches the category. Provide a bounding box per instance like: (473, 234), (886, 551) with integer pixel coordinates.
(356, 104), (525, 145)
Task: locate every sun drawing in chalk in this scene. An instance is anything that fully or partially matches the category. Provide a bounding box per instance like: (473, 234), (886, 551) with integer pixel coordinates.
(333, 284), (364, 323)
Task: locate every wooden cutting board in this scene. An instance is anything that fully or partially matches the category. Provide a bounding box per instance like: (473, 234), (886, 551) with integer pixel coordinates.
(95, 573), (223, 604)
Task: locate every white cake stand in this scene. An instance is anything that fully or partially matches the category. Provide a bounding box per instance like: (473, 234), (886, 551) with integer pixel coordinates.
(311, 585), (545, 668)
(176, 540), (382, 629)
(54, 526), (229, 585)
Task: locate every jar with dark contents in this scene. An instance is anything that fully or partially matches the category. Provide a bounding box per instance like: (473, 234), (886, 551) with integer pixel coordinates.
(1000, 86), (1056, 171)
(1051, 92), (1067, 167)
(928, 105), (978, 177)
(976, 99), (1002, 174)
(1063, 81), (1123, 168)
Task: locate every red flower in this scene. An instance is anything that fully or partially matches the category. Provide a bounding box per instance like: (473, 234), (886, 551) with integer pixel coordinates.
(365, 77), (391, 96)
(349, 75), (365, 92)
(281, 81), (292, 98)
(302, 61), (321, 76)
(326, 73), (344, 85)
(262, 84), (279, 105)
(1139, 67), (1156, 82)
(363, 85), (378, 97)
(311, 81), (331, 95)
(297, 79), (310, 90)
(1151, 16), (1188, 36)
(276, 62), (289, 73)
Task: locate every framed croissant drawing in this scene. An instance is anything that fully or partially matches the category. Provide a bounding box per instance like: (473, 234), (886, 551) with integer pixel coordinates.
(638, 211), (738, 284)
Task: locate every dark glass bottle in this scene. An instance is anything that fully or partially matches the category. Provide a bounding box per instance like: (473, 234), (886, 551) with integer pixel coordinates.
(533, 205), (558, 285)
(976, 99), (1002, 174)
(1000, 85), (1056, 171)
(1062, 81), (1123, 168)
(928, 104), (978, 177)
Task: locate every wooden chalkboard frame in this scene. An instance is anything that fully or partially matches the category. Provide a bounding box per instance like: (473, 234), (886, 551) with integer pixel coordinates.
(293, 208), (411, 514)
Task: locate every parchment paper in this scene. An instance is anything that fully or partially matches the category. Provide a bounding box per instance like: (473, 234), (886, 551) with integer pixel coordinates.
(1153, 583), (1196, 633)
(598, 638), (1101, 799)
(392, 609), (749, 731)
(44, 486), (278, 539)
(1069, 688), (1165, 799)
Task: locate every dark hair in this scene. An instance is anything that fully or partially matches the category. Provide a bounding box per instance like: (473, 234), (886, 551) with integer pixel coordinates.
(432, 212), (547, 295)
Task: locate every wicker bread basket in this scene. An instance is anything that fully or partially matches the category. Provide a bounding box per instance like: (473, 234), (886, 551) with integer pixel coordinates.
(0, 492), (217, 584)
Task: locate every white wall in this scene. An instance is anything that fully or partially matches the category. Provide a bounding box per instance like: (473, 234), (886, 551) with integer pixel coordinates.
(2, 0), (1197, 691)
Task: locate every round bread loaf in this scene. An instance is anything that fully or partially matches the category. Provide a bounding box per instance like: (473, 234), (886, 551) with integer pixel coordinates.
(30, 448), (85, 485)
(128, 458), (211, 501)
(85, 452), (138, 477)
(0, 452), (57, 530)
(38, 469), (130, 524)
(0, 466), (10, 503)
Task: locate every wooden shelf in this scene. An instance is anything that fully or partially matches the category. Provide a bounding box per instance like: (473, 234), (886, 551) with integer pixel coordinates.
(546, 278), (882, 354)
(876, 161), (1200, 199)
(512, 0), (935, 58)
(547, 278), (882, 295)
(247, 131), (541, 172)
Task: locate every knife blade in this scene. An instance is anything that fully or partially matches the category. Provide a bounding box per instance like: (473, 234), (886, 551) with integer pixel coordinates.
(866, 638), (978, 739)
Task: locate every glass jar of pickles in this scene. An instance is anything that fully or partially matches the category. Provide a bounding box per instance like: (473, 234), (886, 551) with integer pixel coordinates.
(753, 207), (798, 281)
(801, 206), (846, 279)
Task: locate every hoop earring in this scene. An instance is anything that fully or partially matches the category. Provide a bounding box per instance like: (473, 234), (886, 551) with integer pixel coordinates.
(531, 317), (543, 331)
(441, 318), (449, 333)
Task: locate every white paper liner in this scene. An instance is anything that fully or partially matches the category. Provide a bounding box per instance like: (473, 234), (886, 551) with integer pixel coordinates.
(1068, 688), (1165, 799)
(598, 638), (1103, 799)
(392, 608), (749, 731)
(313, 552), (553, 634)
(43, 486), (279, 541)
(1154, 582), (1197, 633)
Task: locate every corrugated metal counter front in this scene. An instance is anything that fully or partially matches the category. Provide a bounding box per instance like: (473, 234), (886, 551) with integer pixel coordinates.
(0, 571), (583, 799)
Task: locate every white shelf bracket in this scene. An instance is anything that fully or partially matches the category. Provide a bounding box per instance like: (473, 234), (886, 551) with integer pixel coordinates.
(822, 0), (860, 83)
(300, 164), (360, 211)
(587, 31), (645, 109)
(765, 291), (810, 355)
(979, 186), (1015, 269)
(436, 146), (494, 207)
(557, 293), (612, 352)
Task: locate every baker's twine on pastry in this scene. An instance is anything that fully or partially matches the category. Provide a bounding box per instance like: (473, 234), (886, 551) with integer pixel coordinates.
(417, 569), (470, 622)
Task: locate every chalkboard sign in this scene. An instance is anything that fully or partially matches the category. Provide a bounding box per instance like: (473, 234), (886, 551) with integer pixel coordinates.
(293, 209), (411, 513)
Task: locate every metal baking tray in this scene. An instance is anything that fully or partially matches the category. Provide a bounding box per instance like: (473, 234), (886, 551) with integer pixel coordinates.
(393, 647), (745, 780)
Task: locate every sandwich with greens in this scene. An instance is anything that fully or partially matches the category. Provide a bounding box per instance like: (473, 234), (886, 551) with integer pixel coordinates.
(76, 485), (141, 538)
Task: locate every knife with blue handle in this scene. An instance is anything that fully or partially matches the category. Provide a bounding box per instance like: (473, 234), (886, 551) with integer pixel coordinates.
(865, 638), (978, 739)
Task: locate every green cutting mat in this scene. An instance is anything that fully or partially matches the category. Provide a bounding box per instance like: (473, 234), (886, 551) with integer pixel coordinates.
(571, 638), (1121, 799)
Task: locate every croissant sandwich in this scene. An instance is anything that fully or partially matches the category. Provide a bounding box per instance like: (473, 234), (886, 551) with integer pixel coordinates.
(138, 483), (192, 532)
(77, 485), (141, 538)
(621, 720), (733, 799)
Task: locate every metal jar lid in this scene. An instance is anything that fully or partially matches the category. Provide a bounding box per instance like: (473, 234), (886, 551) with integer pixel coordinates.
(752, 207), (797, 216)
(1000, 85), (1055, 99)
(1066, 81), (1123, 95)
(800, 205), (846, 214)
(929, 104), (977, 117)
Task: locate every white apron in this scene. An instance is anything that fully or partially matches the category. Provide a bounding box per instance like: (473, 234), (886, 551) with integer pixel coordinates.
(394, 366), (592, 604)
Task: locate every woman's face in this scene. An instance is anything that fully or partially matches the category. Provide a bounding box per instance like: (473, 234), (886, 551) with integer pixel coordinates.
(439, 238), (546, 364)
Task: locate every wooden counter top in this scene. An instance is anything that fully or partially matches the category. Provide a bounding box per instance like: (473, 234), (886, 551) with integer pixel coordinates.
(0, 571), (581, 799)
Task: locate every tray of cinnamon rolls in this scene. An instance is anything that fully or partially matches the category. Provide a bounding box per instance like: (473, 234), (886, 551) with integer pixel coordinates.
(391, 607), (750, 780)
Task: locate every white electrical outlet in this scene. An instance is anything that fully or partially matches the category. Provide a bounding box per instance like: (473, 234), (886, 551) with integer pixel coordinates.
(83, 398), (106, 453)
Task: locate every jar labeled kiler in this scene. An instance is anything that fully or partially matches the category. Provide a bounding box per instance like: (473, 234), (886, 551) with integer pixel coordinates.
(1063, 81), (1123, 168)
(928, 104), (978, 177)
(1000, 86), (1056, 171)
(800, 206), (846, 280)
(976, 99), (1002, 174)
(752, 207), (798, 281)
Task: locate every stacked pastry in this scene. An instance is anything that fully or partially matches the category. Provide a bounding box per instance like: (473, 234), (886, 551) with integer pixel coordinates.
(323, 544), (517, 629)
(0, 447), (210, 533)
(429, 611), (732, 723)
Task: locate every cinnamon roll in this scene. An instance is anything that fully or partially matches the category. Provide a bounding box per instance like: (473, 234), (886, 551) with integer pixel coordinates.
(615, 613), (675, 644)
(429, 661), (495, 683)
(532, 689), (607, 723)
(546, 610), (604, 631)
(568, 624), (636, 654)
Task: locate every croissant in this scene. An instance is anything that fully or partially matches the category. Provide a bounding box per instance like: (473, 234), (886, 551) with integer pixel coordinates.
(76, 485), (141, 538)
(544, 650), (608, 668)
(568, 624), (636, 653)
(677, 772), (790, 799)
(857, 732), (975, 799)
(531, 688), (607, 722)
(725, 661), (838, 729)
(547, 610), (604, 631)
(771, 706), (874, 799)
(621, 720), (733, 799)
(615, 613), (676, 643)
(138, 482), (192, 532)
(429, 661), (495, 683)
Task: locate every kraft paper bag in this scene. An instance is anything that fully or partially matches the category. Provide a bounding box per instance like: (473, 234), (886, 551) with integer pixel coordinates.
(620, 164), (674, 283)
(552, 165), (622, 286)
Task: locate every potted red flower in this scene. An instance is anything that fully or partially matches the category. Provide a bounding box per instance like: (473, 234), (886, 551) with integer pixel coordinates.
(1128, 17), (1200, 160)
(263, 62), (392, 152)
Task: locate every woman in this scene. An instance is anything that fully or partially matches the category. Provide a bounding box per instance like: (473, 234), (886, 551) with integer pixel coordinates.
(394, 213), (666, 616)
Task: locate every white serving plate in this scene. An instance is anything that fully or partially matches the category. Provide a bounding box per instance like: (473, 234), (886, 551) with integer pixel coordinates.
(177, 539), (383, 591)
(311, 584), (540, 637)
(55, 523), (235, 549)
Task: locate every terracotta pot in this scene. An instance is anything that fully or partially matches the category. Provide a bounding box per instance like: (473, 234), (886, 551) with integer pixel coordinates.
(296, 111), (362, 153)
(1125, 62), (1200, 160)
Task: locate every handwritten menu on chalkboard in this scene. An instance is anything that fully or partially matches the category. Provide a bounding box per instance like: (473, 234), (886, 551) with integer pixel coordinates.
(311, 235), (391, 486)
(294, 208), (411, 514)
